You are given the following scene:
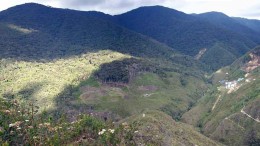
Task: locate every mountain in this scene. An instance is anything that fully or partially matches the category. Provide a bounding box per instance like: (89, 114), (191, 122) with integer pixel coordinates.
(234, 17), (260, 33)
(0, 3), (216, 145)
(1, 3), (260, 145)
(0, 3), (176, 61)
(115, 6), (258, 70)
(182, 46), (260, 145)
(195, 12), (260, 43)
(0, 3), (208, 121)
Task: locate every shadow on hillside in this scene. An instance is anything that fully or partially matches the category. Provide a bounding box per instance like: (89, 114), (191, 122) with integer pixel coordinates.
(47, 58), (152, 121)
(2, 82), (44, 101)
(0, 51), (208, 122)
(44, 57), (207, 122)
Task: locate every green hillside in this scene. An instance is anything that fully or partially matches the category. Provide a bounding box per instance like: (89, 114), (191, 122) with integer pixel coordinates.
(195, 12), (260, 43)
(0, 3), (175, 61)
(1, 3), (260, 145)
(115, 6), (258, 70)
(234, 17), (260, 33)
(182, 46), (260, 145)
(119, 110), (222, 146)
(0, 3), (208, 116)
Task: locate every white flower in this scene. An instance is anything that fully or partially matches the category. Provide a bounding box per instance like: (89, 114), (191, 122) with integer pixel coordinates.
(25, 120), (29, 122)
(17, 127), (21, 130)
(9, 123), (15, 127)
(18, 111), (21, 113)
(108, 129), (115, 134)
(134, 130), (138, 133)
(98, 129), (106, 135)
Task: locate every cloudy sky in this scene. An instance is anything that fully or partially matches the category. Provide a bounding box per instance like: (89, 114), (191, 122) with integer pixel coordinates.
(0, 0), (260, 19)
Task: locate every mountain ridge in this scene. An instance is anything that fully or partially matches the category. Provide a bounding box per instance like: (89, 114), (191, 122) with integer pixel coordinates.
(114, 5), (259, 70)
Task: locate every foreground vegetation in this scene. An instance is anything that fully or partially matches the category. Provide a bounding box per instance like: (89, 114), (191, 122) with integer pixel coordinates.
(0, 98), (140, 145)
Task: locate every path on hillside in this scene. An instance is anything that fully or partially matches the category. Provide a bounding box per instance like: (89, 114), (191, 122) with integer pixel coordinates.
(224, 117), (245, 130)
(212, 95), (221, 111)
(241, 107), (260, 123)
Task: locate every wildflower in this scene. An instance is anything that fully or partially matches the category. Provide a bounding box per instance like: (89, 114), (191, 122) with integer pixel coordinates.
(122, 122), (128, 126)
(18, 111), (21, 113)
(142, 113), (145, 117)
(134, 131), (138, 133)
(17, 127), (21, 130)
(108, 129), (115, 134)
(25, 120), (29, 122)
(9, 123), (15, 128)
(4, 110), (10, 114)
(98, 129), (106, 135)
(122, 122), (129, 129)
(44, 122), (50, 126)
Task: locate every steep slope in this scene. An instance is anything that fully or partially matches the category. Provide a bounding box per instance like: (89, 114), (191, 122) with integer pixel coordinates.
(115, 6), (258, 70)
(120, 110), (222, 146)
(234, 17), (260, 33)
(182, 46), (260, 145)
(0, 3), (209, 120)
(195, 12), (260, 43)
(0, 3), (174, 61)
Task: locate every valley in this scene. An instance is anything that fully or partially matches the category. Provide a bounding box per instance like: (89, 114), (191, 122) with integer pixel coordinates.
(0, 2), (259, 145)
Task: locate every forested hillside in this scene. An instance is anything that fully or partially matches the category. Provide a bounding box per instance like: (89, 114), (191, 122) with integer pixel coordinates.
(115, 6), (259, 70)
(0, 3), (174, 61)
(0, 3), (259, 145)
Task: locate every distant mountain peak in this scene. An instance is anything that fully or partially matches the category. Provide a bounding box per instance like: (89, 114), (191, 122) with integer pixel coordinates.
(199, 11), (229, 17)
(8, 2), (47, 9)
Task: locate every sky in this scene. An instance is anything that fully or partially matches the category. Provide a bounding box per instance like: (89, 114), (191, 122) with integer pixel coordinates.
(0, 0), (259, 19)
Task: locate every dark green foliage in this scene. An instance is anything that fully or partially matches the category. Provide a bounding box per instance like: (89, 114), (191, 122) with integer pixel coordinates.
(244, 129), (260, 146)
(234, 17), (260, 34)
(115, 6), (258, 69)
(200, 43), (237, 70)
(195, 12), (260, 43)
(180, 76), (188, 86)
(160, 104), (183, 121)
(0, 3), (175, 61)
(94, 58), (162, 83)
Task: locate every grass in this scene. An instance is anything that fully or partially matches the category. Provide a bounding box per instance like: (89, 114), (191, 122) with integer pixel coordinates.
(183, 68), (260, 145)
(0, 50), (130, 112)
(72, 71), (208, 120)
(119, 110), (222, 146)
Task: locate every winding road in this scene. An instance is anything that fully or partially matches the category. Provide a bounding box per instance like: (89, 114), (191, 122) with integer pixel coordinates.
(241, 107), (260, 123)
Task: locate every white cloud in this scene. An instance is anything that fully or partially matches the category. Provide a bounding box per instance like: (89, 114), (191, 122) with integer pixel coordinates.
(0, 0), (259, 19)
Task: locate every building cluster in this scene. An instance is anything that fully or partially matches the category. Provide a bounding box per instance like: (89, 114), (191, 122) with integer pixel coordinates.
(219, 78), (244, 89)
